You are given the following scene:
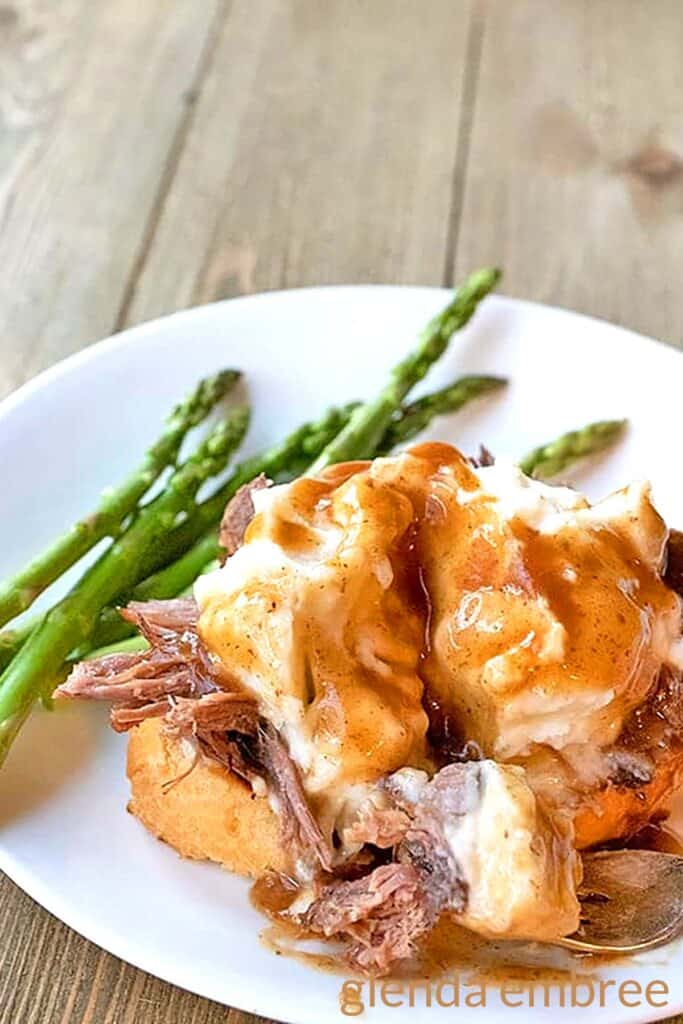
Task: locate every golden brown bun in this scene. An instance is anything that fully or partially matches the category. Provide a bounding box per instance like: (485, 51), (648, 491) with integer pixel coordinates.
(126, 718), (287, 878)
(573, 750), (683, 849)
(127, 719), (681, 869)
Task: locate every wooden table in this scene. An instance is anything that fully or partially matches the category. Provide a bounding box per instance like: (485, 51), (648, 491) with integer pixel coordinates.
(2, 1), (683, 1021)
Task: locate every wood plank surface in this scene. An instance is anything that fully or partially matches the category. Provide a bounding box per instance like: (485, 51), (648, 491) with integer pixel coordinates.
(454, 0), (683, 346)
(0, 0), (226, 399)
(2, 1), (683, 1023)
(124, 0), (475, 325)
(0, 872), (264, 1024)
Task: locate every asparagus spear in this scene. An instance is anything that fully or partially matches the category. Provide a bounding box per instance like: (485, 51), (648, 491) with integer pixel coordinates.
(7, 540), (220, 680)
(82, 533), (220, 653)
(81, 275), (501, 599)
(47, 384), (505, 658)
(309, 268), (501, 472)
(73, 415), (627, 664)
(111, 369), (502, 598)
(0, 408), (249, 762)
(0, 407), (624, 672)
(0, 623), (33, 674)
(0, 370), (240, 630)
(519, 419), (627, 480)
(0, 405), (360, 669)
(378, 375), (507, 454)
(48, 417), (629, 692)
(137, 403), (361, 576)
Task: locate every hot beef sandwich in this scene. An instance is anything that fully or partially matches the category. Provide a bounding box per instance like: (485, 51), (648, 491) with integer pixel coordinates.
(58, 442), (683, 973)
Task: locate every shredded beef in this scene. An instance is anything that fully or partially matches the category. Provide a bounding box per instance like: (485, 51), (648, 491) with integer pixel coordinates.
(165, 691), (261, 783)
(61, 594), (331, 869)
(305, 863), (419, 934)
(258, 723), (333, 873)
(344, 880), (434, 972)
(165, 690), (259, 735)
(615, 668), (683, 762)
(60, 651), (194, 704)
(195, 731), (259, 783)
(665, 529), (683, 598)
(344, 803), (412, 849)
(58, 598), (218, 732)
(122, 598), (218, 688)
(111, 701), (176, 730)
(469, 445), (495, 469)
(293, 763), (472, 972)
(398, 765), (471, 914)
(219, 474), (270, 559)
(121, 597), (199, 639)
(305, 863), (428, 973)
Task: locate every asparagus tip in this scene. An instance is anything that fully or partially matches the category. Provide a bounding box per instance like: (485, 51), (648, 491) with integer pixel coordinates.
(522, 418), (628, 480)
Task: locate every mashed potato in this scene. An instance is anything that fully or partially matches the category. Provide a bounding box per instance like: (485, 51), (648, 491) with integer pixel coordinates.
(194, 442), (682, 940)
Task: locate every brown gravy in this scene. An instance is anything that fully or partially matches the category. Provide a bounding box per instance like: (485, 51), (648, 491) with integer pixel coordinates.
(250, 874), (608, 985)
(230, 446), (683, 987)
(415, 916), (598, 986)
(626, 819), (683, 855)
(251, 874), (346, 973)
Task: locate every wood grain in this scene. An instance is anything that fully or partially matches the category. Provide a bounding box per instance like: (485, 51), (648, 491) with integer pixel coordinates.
(454, 0), (683, 346)
(124, 0), (475, 325)
(0, 873), (270, 1023)
(3, 1), (683, 1023)
(0, 0), (226, 399)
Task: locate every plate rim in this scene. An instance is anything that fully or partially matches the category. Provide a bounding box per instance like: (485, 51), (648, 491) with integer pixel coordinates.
(3, 284), (683, 427)
(1, 285), (682, 1024)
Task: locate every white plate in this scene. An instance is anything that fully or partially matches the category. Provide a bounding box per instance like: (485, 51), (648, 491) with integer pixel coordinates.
(0, 287), (682, 1024)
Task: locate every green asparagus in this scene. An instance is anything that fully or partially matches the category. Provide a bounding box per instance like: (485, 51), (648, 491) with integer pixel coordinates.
(77, 413), (626, 667)
(309, 268), (501, 472)
(519, 419), (627, 480)
(0, 405), (624, 675)
(2, 541), (218, 672)
(0, 622), (34, 675)
(0, 405), (361, 670)
(0, 369), (240, 630)
(81, 532), (220, 653)
(378, 375), (507, 454)
(52, 384), (510, 659)
(135, 403), (363, 577)
(83, 378), (502, 633)
(0, 408), (249, 763)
